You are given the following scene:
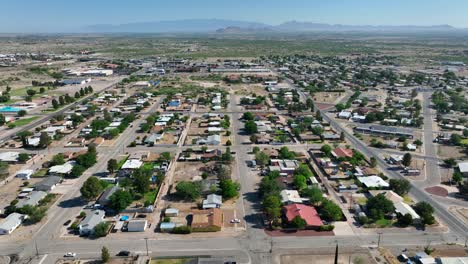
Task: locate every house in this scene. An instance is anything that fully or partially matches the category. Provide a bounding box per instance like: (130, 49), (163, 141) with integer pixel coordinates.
(197, 135), (221, 146)
(280, 190), (304, 204)
(191, 208), (223, 230)
(202, 194), (223, 209)
(16, 169), (34, 180)
(121, 159), (143, 170)
(358, 176), (389, 188)
(406, 143), (417, 151)
(145, 133), (164, 145)
(269, 159), (299, 175)
(160, 222), (176, 232)
(97, 186), (120, 206)
(41, 126), (66, 137)
(354, 125), (413, 139)
(79, 210), (105, 236)
(16, 191), (47, 208)
(165, 208), (179, 217)
(33, 176), (61, 192)
(67, 138), (86, 147)
(26, 137), (40, 147)
(127, 220), (147, 232)
(283, 204), (323, 229)
(49, 162), (74, 176)
(394, 201), (421, 224)
(331, 148), (353, 159)
(0, 213), (26, 235)
(0, 152), (19, 163)
(458, 161), (468, 177)
(389, 155), (403, 165)
(338, 111), (352, 119)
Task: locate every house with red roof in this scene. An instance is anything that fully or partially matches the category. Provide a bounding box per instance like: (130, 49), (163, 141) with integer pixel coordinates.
(331, 148), (354, 159)
(283, 204), (323, 229)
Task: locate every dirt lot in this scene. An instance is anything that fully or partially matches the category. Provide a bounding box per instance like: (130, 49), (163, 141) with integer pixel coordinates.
(281, 253), (376, 264)
(437, 144), (467, 159)
(231, 83), (268, 96)
(172, 162), (214, 183)
(311, 92), (345, 104)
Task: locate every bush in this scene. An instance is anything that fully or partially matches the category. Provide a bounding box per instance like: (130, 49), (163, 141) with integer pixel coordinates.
(318, 224), (335, 231)
(93, 222), (110, 237)
(163, 216), (171, 222)
(172, 226), (192, 234)
(192, 226), (221, 232)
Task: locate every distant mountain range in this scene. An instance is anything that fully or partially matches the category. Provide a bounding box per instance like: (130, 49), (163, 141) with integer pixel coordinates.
(84, 19), (465, 33)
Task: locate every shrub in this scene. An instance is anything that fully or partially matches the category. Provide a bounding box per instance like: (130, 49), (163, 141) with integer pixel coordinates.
(172, 226), (192, 234)
(318, 225), (335, 231)
(192, 226), (221, 232)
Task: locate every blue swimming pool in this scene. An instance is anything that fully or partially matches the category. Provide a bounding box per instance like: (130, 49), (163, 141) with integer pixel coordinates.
(0, 106), (21, 113)
(120, 215), (129, 221)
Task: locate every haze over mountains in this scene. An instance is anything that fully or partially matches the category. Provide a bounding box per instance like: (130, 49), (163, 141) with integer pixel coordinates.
(85, 19), (463, 33)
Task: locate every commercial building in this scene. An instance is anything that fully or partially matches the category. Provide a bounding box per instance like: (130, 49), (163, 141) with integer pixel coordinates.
(354, 125), (413, 139)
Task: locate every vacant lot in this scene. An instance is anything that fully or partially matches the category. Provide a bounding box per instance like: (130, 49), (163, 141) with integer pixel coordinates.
(281, 253), (376, 264)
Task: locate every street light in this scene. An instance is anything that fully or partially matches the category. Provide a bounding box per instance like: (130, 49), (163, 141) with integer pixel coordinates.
(144, 237), (149, 257)
(377, 232), (383, 248)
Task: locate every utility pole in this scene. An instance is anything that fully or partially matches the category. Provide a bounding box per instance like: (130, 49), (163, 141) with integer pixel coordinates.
(464, 236), (467, 247)
(35, 240), (39, 258)
(144, 237), (149, 257)
(377, 232), (383, 248)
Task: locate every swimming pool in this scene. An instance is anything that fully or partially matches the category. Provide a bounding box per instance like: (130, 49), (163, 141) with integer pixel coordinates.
(0, 106), (21, 113)
(120, 215), (129, 221)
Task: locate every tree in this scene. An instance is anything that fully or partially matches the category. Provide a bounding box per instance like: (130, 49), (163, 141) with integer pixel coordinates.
(39, 87), (46, 93)
(443, 158), (457, 168)
(366, 194), (395, 221)
(279, 146), (296, 159)
(370, 157), (377, 168)
(52, 99), (59, 109)
(244, 120), (258, 134)
(221, 147), (233, 162)
(80, 177), (104, 201)
(80, 88), (85, 97)
(70, 164), (86, 178)
(51, 153), (65, 165)
(397, 213), (413, 227)
(242, 112), (254, 121)
(263, 195), (282, 222)
(293, 174), (307, 191)
(219, 179), (240, 200)
(450, 134), (462, 146)
(160, 152), (172, 161)
(107, 159), (118, 173)
(74, 91), (80, 99)
(321, 144), (332, 157)
(335, 103), (346, 112)
(389, 179), (411, 196)
(301, 186), (323, 205)
(255, 152), (270, 166)
(18, 153), (30, 162)
(290, 216), (307, 230)
(26, 89), (37, 96)
(320, 200), (343, 222)
(453, 171), (463, 184)
(175, 181), (201, 201)
(402, 153), (412, 167)
(39, 132), (51, 148)
(109, 190), (133, 212)
(0, 114), (5, 126)
(252, 146), (260, 154)
(295, 164), (313, 178)
(21, 205), (47, 224)
(17, 131), (33, 147)
(59, 96), (65, 105)
(101, 246), (110, 263)
(133, 167), (152, 194)
(414, 201), (435, 226)
(17, 110), (27, 117)
(93, 222), (110, 237)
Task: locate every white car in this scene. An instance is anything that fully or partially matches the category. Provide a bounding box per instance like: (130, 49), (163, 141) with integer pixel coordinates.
(64, 252), (76, 258)
(230, 218), (241, 223)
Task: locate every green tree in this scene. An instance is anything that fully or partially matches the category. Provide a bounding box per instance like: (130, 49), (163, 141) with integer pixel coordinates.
(18, 153), (30, 162)
(93, 222), (110, 237)
(133, 167), (152, 194)
(109, 190), (133, 212)
(17, 110), (27, 117)
(80, 177), (104, 201)
(402, 153), (412, 167)
(366, 194), (395, 221)
(51, 153), (65, 165)
(219, 179), (240, 200)
(59, 96), (65, 105)
(389, 179), (411, 196)
(107, 159), (118, 173)
(242, 112), (254, 121)
(0, 114), (5, 126)
(302, 186), (323, 206)
(17, 131), (33, 147)
(26, 89), (37, 96)
(321, 144), (332, 157)
(320, 200), (343, 221)
(255, 152), (270, 166)
(397, 213), (413, 227)
(453, 171), (463, 184)
(263, 195), (282, 222)
(293, 174), (307, 191)
(175, 181), (201, 201)
(370, 157), (377, 168)
(244, 120), (258, 134)
(52, 99), (59, 109)
(160, 152), (172, 161)
(39, 132), (51, 148)
(101, 246), (110, 263)
(414, 201), (435, 226)
(290, 216), (307, 230)
(70, 164), (86, 178)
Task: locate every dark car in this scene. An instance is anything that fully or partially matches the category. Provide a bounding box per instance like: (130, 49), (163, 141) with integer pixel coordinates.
(116, 251), (131, 257)
(63, 220), (72, 226)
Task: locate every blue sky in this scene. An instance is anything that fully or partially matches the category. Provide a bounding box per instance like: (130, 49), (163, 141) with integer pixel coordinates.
(1, 0), (468, 32)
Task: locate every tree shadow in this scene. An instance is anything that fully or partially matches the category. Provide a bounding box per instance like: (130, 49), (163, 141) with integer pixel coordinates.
(58, 196), (86, 208)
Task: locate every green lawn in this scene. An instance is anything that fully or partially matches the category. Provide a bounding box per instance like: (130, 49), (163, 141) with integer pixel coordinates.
(10, 116), (39, 127)
(144, 189), (158, 205)
(32, 168), (48, 178)
(150, 259), (194, 264)
(117, 155), (129, 169)
(374, 218), (393, 227)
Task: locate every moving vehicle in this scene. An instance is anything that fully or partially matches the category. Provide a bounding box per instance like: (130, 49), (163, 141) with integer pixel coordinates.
(116, 250), (131, 256)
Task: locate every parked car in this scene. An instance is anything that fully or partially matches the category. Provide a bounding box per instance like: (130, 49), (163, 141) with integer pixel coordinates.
(63, 220), (72, 226)
(116, 250), (131, 257)
(230, 218), (241, 223)
(64, 253), (76, 258)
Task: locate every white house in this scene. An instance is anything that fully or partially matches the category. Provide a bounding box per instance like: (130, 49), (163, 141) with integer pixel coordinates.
(15, 169), (34, 180)
(121, 159), (143, 170)
(0, 213), (26, 235)
(79, 210), (105, 236)
(127, 220), (147, 232)
(458, 161), (468, 177)
(202, 194), (223, 209)
(280, 190), (304, 204)
(357, 176), (389, 188)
